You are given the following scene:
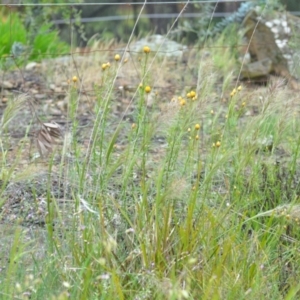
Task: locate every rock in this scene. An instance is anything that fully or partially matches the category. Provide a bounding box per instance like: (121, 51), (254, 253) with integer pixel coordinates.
(0, 80), (14, 89)
(240, 10), (300, 89)
(241, 58), (272, 78)
(25, 62), (39, 70)
(128, 34), (187, 58)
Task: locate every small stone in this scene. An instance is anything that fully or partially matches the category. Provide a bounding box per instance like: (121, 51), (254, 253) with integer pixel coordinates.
(25, 62), (39, 70)
(265, 21), (273, 28)
(30, 89), (38, 94)
(273, 19), (281, 25)
(34, 94), (46, 100)
(0, 81), (13, 89)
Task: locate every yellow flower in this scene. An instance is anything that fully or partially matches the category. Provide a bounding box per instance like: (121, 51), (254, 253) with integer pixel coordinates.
(72, 76), (78, 83)
(190, 90), (196, 97)
(192, 96), (197, 101)
(242, 101), (246, 107)
(180, 99), (186, 106)
(230, 88), (237, 97)
(187, 92), (191, 98)
(195, 135), (199, 140)
(145, 86), (151, 93)
(237, 85), (242, 91)
(210, 110), (214, 115)
(114, 54), (121, 61)
(131, 123), (136, 129)
(216, 141), (221, 147)
(102, 63), (107, 70)
(195, 124), (200, 130)
(143, 46), (151, 54)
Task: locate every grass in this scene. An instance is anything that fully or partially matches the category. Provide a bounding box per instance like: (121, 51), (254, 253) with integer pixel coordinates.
(1, 6), (300, 300)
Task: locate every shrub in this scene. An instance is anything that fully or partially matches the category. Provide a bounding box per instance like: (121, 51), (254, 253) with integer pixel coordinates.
(0, 11), (69, 65)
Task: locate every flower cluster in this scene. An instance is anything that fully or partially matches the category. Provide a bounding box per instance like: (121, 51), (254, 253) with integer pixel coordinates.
(186, 90), (197, 101)
(187, 123), (201, 140)
(102, 62), (111, 71)
(230, 85), (242, 97)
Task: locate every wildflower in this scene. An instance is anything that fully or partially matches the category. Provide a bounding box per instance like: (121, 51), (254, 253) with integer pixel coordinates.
(187, 128), (191, 132)
(216, 141), (221, 147)
(237, 85), (242, 91)
(242, 101), (246, 107)
(102, 63), (107, 70)
(72, 76), (78, 83)
(210, 110), (214, 115)
(106, 62), (111, 67)
(190, 90), (196, 97)
(192, 96), (197, 101)
(195, 123), (200, 130)
(145, 86), (151, 93)
(114, 54), (120, 61)
(139, 83), (143, 88)
(230, 88), (237, 97)
(180, 99), (186, 106)
(131, 123), (136, 129)
(195, 135), (199, 140)
(143, 46), (151, 54)
(187, 92), (191, 98)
